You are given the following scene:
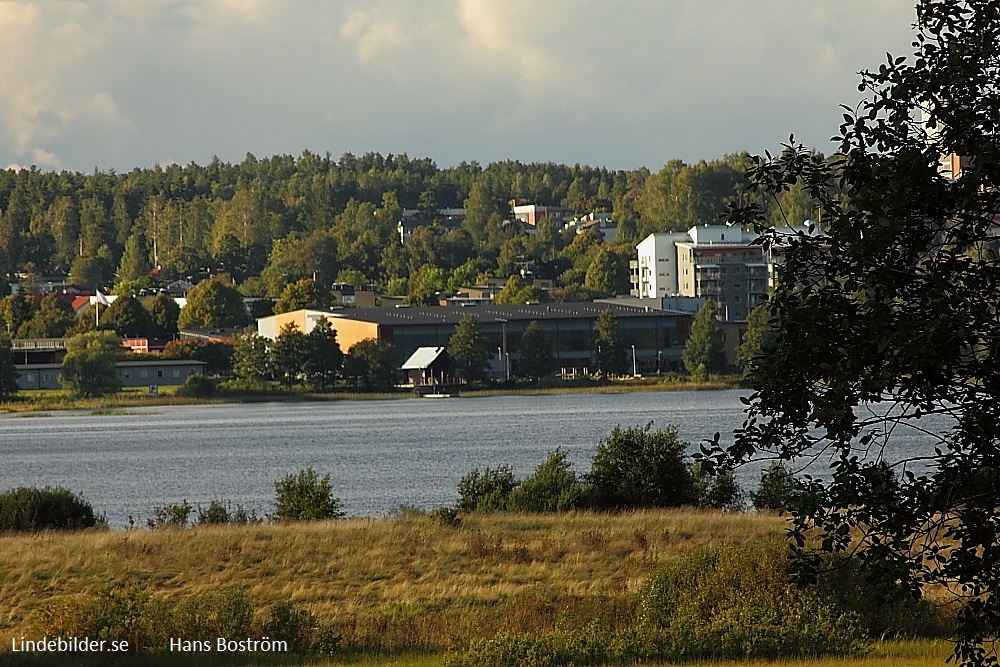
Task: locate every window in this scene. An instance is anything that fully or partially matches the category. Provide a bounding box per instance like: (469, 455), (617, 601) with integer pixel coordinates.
(140, 369), (148, 379)
(157, 370), (164, 378)
(172, 369), (181, 378)
(42, 373), (51, 382)
(25, 373), (34, 383)
(124, 371), (131, 379)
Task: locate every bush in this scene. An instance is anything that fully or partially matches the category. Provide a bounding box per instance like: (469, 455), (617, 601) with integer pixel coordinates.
(690, 460), (743, 510)
(147, 500), (192, 529)
(175, 373), (218, 398)
(0, 486), (98, 532)
(751, 462), (807, 513)
(263, 602), (341, 654)
(39, 584), (316, 652)
(195, 499), (259, 525)
(587, 423), (695, 510)
(507, 449), (587, 512)
(273, 467), (346, 521)
(639, 542), (864, 660)
(447, 543), (868, 667)
(456, 465), (517, 512)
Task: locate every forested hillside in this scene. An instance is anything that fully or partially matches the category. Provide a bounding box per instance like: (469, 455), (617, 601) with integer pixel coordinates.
(0, 151), (822, 301)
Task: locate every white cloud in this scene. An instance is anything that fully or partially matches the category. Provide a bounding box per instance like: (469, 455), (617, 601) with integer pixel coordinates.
(0, 0), (918, 172)
(340, 9), (409, 64)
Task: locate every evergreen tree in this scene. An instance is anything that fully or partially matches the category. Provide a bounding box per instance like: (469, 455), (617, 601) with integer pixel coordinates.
(116, 233), (151, 282)
(682, 300), (725, 380)
(448, 314), (491, 383)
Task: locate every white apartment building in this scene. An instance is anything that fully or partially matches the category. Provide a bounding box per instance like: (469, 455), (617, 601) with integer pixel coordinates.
(630, 224), (819, 321)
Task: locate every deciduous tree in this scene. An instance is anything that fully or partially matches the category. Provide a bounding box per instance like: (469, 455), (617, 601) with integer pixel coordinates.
(448, 314), (491, 383)
(59, 330), (122, 398)
(177, 278), (246, 329)
(710, 3), (1000, 663)
(516, 320), (554, 380)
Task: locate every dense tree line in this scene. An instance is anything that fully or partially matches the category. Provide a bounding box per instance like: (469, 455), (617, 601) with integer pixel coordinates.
(0, 152), (826, 308)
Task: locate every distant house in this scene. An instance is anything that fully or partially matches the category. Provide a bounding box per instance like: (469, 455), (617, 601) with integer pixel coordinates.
(401, 347), (454, 387)
(14, 359), (206, 391)
(116, 359), (207, 387)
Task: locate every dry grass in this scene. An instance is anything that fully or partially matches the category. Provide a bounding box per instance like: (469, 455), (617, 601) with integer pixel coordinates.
(0, 509), (784, 648)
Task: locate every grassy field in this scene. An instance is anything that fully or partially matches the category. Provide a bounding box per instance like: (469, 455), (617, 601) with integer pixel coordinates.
(0, 510), (952, 666)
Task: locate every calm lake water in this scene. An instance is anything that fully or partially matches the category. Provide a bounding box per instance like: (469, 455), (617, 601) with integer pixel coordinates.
(0, 390), (949, 527)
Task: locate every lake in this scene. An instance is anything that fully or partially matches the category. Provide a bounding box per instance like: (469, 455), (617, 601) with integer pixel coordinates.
(0, 390), (948, 527)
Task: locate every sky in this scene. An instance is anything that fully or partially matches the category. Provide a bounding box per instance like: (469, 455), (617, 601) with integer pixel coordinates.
(1, 0), (918, 174)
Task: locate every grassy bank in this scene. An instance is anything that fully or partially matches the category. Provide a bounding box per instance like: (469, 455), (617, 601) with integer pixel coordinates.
(1, 375), (741, 414)
(0, 510), (952, 666)
(1, 510), (781, 644)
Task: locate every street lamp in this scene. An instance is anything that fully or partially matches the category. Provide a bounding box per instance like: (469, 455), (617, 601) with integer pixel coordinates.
(657, 350), (662, 376)
(631, 344), (637, 377)
(496, 318), (510, 380)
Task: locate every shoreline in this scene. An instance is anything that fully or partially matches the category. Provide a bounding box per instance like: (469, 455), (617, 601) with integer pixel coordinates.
(0, 377), (744, 414)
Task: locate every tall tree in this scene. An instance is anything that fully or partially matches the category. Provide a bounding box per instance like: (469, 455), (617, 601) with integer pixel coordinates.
(343, 339), (399, 390)
(303, 318), (343, 389)
(143, 293), (180, 338)
(711, 3), (1000, 664)
(116, 233), (151, 283)
(593, 309), (626, 375)
(584, 246), (628, 296)
(98, 295), (158, 339)
(0, 336), (19, 400)
(270, 323), (309, 387)
(177, 278), (246, 329)
(17, 294), (75, 339)
(274, 278), (333, 314)
(736, 305), (773, 379)
(232, 329), (271, 385)
(59, 330), (122, 398)
(682, 300), (725, 380)
(448, 314), (491, 383)
(517, 320), (554, 380)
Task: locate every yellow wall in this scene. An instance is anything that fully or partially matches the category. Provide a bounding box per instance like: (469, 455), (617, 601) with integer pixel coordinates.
(319, 316), (379, 352)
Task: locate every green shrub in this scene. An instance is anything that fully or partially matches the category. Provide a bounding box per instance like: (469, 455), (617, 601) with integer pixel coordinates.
(456, 465), (517, 512)
(751, 462), (804, 512)
(507, 448), (587, 512)
(263, 602), (341, 654)
(587, 423), (695, 510)
(175, 373), (218, 397)
(146, 500), (192, 529)
(431, 506), (462, 527)
(690, 459), (744, 510)
(0, 486), (98, 532)
(447, 542), (867, 667)
(638, 542), (864, 660)
(195, 499), (259, 525)
(273, 467), (345, 521)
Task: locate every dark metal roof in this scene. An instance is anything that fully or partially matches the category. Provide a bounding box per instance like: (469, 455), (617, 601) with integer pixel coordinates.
(329, 302), (688, 327)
